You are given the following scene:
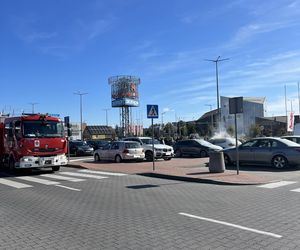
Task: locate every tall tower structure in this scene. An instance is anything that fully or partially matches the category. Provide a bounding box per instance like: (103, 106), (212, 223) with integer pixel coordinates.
(108, 75), (140, 136)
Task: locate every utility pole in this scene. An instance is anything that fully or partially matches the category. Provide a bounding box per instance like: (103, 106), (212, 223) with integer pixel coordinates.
(29, 102), (38, 114)
(103, 108), (110, 126)
(298, 82), (300, 119)
(74, 91), (88, 141)
(205, 56), (229, 131)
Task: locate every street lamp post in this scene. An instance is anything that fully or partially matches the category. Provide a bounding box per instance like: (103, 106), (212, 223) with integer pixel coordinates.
(205, 56), (229, 130)
(103, 108), (110, 126)
(74, 91), (88, 141)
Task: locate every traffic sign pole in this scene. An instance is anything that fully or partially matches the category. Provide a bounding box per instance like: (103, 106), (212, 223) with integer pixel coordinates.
(147, 104), (159, 171)
(152, 118), (155, 171)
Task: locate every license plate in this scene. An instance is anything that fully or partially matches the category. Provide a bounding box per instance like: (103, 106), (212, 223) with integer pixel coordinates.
(45, 160), (52, 164)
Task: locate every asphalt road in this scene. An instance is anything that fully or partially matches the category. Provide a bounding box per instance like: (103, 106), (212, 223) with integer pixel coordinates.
(0, 166), (299, 249)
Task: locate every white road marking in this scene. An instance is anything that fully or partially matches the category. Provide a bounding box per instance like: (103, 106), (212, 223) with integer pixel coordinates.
(16, 176), (60, 185)
(55, 185), (81, 191)
(59, 172), (108, 180)
(0, 179), (33, 189)
(179, 213), (282, 239)
(290, 188), (300, 192)
(258, 181), (297, 189)
(41, 174), (85, 182)
(69, 157), (93, 162)
(79, 169), (127, 176)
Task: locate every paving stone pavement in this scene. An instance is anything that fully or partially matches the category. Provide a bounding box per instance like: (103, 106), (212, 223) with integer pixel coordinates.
(0, 167), (299, 249)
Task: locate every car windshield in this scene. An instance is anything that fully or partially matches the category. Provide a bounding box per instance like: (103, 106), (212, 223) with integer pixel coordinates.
(279, 138), (300, 146)
(125, 142), (141, 148)
(23, 121), (64, 138)
(141, 138), (160, 144)
(72, 141), (88, 146)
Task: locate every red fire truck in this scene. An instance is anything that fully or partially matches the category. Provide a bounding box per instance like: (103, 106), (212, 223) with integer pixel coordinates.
(0, 113), (68, 171)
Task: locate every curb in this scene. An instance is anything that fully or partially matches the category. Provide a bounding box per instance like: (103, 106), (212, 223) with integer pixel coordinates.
(137, 172), (271, 186)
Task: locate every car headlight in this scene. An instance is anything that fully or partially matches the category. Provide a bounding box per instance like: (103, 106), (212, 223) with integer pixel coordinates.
(22, 158), (33, 162)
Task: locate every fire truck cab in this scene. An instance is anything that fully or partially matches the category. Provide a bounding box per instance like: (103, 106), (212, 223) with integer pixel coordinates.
(0, 113), (68, 171)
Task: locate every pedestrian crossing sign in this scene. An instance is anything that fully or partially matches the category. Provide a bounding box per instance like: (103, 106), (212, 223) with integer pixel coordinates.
(147, 105), (159, 119)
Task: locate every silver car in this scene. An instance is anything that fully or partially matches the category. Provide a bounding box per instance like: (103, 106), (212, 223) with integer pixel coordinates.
(222, 137), (300, 168)
(93, 141), (145, 163)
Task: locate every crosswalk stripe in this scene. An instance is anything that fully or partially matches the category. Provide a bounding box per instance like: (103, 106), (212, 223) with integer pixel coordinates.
(40, 174), (85, 182)
(290, 188), (300, 193)
(16, 176), (60, 185)
(79, 169), (127, 176)
(59, 172), (108, 180)
(0, 179), (33, 189)
(258, 181), (297, 189)
(55, 185), (81, 191)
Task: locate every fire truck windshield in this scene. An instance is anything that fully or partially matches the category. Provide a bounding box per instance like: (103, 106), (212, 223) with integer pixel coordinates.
(23, 121), (64, 138)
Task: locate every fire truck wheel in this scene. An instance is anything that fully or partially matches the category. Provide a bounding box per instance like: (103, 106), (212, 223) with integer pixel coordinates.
(52, 166), (60, 171)
(8, 158), (15, 172)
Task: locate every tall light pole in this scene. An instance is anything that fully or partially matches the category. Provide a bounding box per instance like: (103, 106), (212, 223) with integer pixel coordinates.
(103, 108), (110, 126)
(74, 91), (88, 141)
(29, 102), (38, 113)
(205, 56), (229, 130)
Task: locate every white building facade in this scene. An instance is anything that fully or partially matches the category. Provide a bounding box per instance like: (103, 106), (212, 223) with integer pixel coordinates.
(221, 96), (265, 136)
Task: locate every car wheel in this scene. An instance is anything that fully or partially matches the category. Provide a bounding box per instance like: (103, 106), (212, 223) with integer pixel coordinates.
(145, 151), (153, 161)
(224, 154), (232, 166)
(272, 155), (288, 168)
(115, 155), (122, 163)
(175, 149), (182, 157)
(52, 166), (60, 171)
(200, 150), (208, 158)
(164, 157), (172, 161)
(94, 154), (101, 162)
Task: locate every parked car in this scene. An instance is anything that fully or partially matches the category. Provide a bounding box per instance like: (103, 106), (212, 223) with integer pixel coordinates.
(173, 139), (222, 158)
(69, 140), (94, 156)
(281, 135), (300, 144)
(209, 137), (242, 149)
(123, 137), (174, 161)
(93, 141), (145, 163)
(222, 137), (300, 168)
(86, 140), (110, 150)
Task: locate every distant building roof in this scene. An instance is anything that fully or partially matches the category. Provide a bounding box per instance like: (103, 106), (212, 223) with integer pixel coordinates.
(198, 108), (219, 120)
(84, 125), (114, 135)
(243, 97), (265, 104)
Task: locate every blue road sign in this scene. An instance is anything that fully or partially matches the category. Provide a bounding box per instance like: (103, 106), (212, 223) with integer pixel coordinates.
(147, 105), (159, 119)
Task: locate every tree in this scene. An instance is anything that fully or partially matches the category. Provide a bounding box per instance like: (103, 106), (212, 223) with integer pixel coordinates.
(186, 122), (197, 135)
(249, 124), (261, 138)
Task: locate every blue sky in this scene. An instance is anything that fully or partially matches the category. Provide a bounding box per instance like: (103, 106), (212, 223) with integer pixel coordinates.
(1, 0), (300, 127)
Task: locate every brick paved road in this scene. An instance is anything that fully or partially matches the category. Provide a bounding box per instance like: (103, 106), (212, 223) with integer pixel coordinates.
(0, 166), (299, 249)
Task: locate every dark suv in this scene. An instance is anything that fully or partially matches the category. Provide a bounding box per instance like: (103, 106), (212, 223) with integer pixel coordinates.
(69, 140), (94, 156)
(173, 139), (222, 157)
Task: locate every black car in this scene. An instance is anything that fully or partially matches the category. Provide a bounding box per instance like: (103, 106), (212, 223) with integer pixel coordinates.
(173, 139), (222, 158)
(69, 140), (94, 156)
(86, 140), (110, 150)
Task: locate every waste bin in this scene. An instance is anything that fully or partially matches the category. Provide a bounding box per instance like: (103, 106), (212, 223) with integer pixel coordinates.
(209, 151), (225, 173)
